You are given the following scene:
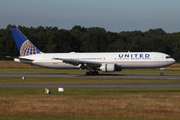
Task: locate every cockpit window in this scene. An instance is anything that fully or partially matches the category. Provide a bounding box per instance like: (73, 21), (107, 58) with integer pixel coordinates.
(166, 56), (171, 59)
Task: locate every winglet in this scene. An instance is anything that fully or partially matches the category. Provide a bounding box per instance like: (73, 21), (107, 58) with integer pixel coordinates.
(10, 28), (42, 56)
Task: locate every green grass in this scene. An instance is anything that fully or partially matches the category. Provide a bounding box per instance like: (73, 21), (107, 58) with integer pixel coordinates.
(0, 87), (180, 97)
(1, 77), (180, 85)
(3, 87), (180, 96)
(1, 87), (180, 120)
(0, 68), (180, 75)
(0, 68), (86, 73)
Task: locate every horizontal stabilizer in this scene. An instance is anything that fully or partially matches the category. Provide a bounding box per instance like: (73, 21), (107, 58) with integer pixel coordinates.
(6, 56), (34, 61)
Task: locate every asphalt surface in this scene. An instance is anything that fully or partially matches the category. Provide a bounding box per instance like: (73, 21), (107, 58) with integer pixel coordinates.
(0, 72), (180, 79)
(0, 72), (180, 88)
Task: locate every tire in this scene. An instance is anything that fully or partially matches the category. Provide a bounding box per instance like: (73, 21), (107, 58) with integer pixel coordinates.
(160, 72), (163, 76)
(86, 72), (90, 76)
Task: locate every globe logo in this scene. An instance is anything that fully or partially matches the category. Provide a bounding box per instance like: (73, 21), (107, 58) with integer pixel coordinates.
(20, 40), (41, 56)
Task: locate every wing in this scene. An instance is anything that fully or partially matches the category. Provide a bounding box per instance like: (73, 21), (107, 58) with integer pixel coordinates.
(53, 58), (102, 68)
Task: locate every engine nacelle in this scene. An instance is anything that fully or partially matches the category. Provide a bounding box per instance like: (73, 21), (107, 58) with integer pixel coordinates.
(100, 63), (115, 72)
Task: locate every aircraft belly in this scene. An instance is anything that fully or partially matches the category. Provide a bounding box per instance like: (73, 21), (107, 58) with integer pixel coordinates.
(31, 60), (174, 70)
(118, 61), (172, 69)
(33, 62), (79, 69)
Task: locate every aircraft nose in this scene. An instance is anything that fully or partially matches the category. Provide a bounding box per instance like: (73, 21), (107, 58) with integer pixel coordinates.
(173, 58), (176, 63)
(171, 58), (176, 64)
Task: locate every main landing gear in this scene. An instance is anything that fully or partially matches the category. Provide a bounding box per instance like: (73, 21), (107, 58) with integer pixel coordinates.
(86, 71), (99, 76)
(160, 68), (164, 76)
(85, 67), (99, 76)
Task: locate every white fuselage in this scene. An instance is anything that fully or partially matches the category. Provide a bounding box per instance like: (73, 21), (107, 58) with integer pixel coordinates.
(15, 52), (175, 70)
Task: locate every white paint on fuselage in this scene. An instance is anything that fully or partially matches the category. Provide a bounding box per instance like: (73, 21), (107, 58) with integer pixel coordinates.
(16, 52), (175, 70)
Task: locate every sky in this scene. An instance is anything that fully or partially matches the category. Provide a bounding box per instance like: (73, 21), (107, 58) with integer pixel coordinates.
(1, 0), (180, 33)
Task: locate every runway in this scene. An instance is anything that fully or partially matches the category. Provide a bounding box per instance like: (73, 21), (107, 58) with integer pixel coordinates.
(0, 72), (180, 88)
(0, 72), (180, 79)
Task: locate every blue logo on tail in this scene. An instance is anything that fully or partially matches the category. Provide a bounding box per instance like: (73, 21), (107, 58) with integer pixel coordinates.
(10, 28), (42, 56)
(20, 40), (41, 56)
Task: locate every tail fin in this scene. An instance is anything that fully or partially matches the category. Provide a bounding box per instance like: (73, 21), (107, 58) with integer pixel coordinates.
(10, 28), (42, 56)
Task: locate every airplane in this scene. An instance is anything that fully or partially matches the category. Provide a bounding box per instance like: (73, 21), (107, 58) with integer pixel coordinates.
(6, 28), (176, 76)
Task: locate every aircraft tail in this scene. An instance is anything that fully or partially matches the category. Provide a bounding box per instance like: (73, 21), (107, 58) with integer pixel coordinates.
(10, 28), (42, 56)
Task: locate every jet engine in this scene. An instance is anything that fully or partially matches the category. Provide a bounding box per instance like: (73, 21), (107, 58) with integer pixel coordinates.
(100, 63), (122, 72)
(100, 63), (115, 72)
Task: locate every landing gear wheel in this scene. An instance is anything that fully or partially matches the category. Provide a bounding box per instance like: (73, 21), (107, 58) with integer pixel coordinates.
(95, 71), (99, 75)
(92, 72), (96, 75)
(86, 72), (91, 76)
(160, 72), (163, 76)
(160, 68), (164, 76)
(92, 71), (99, 75)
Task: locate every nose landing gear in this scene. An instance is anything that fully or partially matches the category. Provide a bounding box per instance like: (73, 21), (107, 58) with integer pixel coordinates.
(160, 68), (164, 76)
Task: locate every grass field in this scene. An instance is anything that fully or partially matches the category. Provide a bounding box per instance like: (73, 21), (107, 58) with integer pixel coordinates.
(0, 61), (180, 120)
(1, 87), (180, 120)
(1, 77), (180, 85)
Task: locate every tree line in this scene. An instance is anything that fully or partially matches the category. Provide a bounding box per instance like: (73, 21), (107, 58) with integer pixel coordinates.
(0, 24), (180, 62)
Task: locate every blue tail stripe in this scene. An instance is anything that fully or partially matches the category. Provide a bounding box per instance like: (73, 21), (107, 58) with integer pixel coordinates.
(10, 28), (42, 56)
(10, 28), (28, 52)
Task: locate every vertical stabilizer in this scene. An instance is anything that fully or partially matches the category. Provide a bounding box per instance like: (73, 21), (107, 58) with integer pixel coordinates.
(10, 28), (42, 56)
